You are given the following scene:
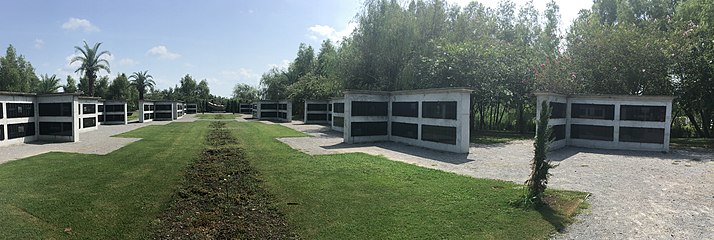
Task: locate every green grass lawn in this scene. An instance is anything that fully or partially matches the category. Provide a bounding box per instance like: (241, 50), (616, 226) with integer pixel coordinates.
(126, 110), (139, 122)
(671, 137), (714, 150)
(236, 122), (587, 239)
(0, 120), (586, 239)
(471, 130), (533, 144)
(0, 121), (209, 239)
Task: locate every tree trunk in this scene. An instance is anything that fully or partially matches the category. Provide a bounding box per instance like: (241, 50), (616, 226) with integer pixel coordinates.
(497, 104), (506, 129)
(479, 103), (485, 130)
(685, 109), (706, 137)
(87, 72), (95, 96)
(488, 103), (493, 130)
(700, 110), (711, 138)
(517, 102), (525, 133)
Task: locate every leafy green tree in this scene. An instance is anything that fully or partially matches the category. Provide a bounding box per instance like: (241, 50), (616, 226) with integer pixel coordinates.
(232, 83), (259, 103)
(108, 73), (130, 100)
(64, 75), (78, 93)
(288, 73), (340, 101)
(95, 76), (110, 98)
(196, 79), (210, 99)
(78, 76), (90, 94)
(71, 41), (111, 96)
(540, 0), (561, 57)
(36, 74), (61, 94)
(669, 0), (714, 137)
(0, 45), (39, 92)
(108, 73), (139, 110)
(314, 40), (338, 77)
(259, 67), (290, 100)
(288, 43), (315, 81)
(567, 15), (671, 95)
(178, 74), (197, 100)
(129, 70), (155, 100)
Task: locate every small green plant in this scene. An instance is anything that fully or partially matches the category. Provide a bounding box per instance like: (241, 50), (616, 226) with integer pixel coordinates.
(525, 100), (556, 206)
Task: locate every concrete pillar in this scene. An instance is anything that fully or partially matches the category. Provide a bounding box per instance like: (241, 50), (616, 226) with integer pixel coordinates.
(613, 104), (621, 143)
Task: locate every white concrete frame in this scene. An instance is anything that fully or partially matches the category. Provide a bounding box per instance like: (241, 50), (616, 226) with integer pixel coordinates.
(304, 100), (331, 124)
(98, 100), (128, 125)
(1, 93), (39, 146)
(153, 101), (175, 121)
(330, 98), (345, 132)
(186, 103), (197, 114)
(139, 100), (155, 123)
(337, 88), (472, 153)
(78, 97), (99, 133)
(175, 102), (185, 120)
(536, 92), (675, 152)
(252, 100), (292, 122)
(343, 91), (391, 144)
(1, 92), (101, 147)
(239, 103), (252, 114)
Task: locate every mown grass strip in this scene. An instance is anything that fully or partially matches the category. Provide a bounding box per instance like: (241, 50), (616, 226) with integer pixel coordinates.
(0, 122), (209, 239)
(153, 121), (296, 239)
(234, 121), (588, 239)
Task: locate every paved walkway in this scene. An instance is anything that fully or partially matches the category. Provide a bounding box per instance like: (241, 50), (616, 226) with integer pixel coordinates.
(0, 114), (197, 165)
(276, 121), (714, 240)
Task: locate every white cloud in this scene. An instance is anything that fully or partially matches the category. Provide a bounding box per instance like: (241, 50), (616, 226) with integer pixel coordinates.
(34, 39), (44, 49)
(307, 22), (357, 42)
(65, 53), (83, 69)
(268, 59), (291, 70)
(146, 45), (181, 60)
(220, 68), (260, 86)
(61, 18), (100, 32)
(119, 58), (138, 66)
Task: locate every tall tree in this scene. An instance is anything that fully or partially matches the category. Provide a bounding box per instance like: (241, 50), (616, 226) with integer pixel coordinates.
(196, 79), (210, 99)
(259, 67), (290, 100)
(178, 74), (197, 100)
(64, 75), (78, 93)
(0, 45), (39, 92)
(129, 70), (155, 100)
(670, 0), (714, 137)
(71, 41), (111, 96)
(232, 83), (259, 103)
(288, 43), (316, 81)
(566, 1), (671, 95)
(95, 76), (110, 98)
(541, 0), (561, 56)
(107, 73), (139, 110)
(36, 74), (61, 94)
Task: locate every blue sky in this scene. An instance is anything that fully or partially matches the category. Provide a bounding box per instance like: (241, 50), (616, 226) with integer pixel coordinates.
(0, 0), (591, 97)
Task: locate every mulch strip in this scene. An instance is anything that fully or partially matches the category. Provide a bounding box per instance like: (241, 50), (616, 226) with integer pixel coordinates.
(153, 121), (297, 239)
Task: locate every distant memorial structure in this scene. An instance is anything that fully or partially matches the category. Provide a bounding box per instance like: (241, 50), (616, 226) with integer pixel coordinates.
(535, 92), (674, 152)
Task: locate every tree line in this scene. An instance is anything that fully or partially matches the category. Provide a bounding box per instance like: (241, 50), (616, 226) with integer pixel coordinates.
(0, 42), (213, 112)
(258, 0), (713, 138)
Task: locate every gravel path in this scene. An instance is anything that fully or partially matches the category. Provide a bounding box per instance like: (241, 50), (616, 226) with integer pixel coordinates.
(277, 121), (714, 240)
(0, 114), (196, 165)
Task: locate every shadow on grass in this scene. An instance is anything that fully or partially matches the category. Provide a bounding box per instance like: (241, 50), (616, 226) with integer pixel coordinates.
(538, 191), (589, 233)
(537, 204), (568, 232)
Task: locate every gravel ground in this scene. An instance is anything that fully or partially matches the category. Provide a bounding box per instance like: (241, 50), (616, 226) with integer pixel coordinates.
(0, 114), (196, 165)
(277, 121), (714, 240)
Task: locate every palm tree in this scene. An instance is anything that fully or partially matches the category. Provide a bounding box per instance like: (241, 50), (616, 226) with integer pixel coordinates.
(71, 41), (111, 96)
(129, 70), (156, 100)
(36, 74), (61, 94)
